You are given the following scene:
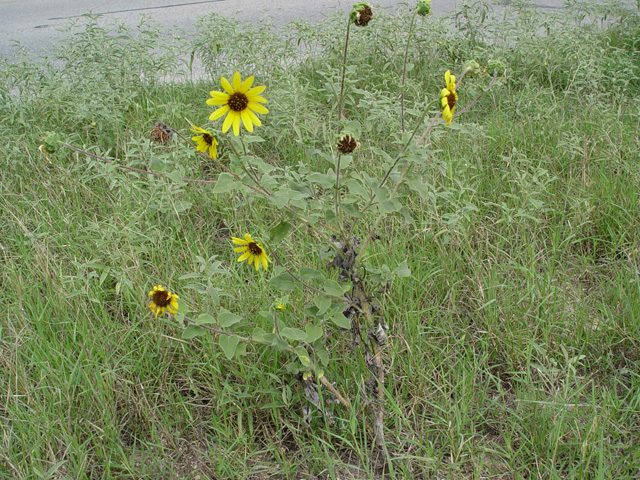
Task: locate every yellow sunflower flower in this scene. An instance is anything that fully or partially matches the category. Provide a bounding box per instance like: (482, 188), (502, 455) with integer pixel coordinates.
(231, 233), (272, 271)
(148, 285), (179, 317)
(440, 70), (458, 126)
(206, 72), (268, 136)
(191, 125), (218, 159)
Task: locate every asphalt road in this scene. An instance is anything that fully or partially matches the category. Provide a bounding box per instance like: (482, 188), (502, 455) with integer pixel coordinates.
(0, 0), (582, 60)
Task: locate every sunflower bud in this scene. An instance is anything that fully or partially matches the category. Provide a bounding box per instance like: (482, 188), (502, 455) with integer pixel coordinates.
(40, 132), (60, 155)
(463, 60), (481, 77)
(350, 2), (373, 27)
(416, 0), (432, 16)
(487, 59), (506, 77)
(336, 134), (360, 154)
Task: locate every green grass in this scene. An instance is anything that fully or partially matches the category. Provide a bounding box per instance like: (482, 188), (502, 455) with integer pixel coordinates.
(1, 2), (640, 479)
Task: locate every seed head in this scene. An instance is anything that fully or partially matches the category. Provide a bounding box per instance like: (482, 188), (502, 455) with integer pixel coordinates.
(337, 135), (360, 154)
(150, 121), (173, 144)
(350, 2), (373, 27)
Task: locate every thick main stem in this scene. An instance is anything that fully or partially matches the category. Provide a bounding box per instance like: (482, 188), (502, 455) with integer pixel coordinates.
(354, 283), (386, 451)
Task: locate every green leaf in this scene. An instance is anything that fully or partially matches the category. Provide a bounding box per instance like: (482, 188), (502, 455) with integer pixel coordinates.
(313, 296), (332, 315)
(150, 157), (167, 172)
(379, 197), (402, 214)
(344, 120), (362, 138)
(305, 324), (324, 343)
(308, 172), (335, 188)
(300, 267), (325, 283)
(346, 179), (369, 199)
(251, 326), (268, 342)
(330, 311), (351, 329)
(213, 173), (240, 193)
(280, 327), (307, 341)
(182, 325), (206, 340)
(340, 202), (363, 218)
(393, 260), (412, 278)
(338, 155), (353, 169)
(273, 337), (290, 352)
(219, 335), (240, 360)
(323, 279), (345, 297)
(243, 136), (265, 144)
(295, 345), (311, 367)
(218, 309), (242, 328)
(268, 189), (290, 209)
(269, 221), (293, 244)
(196, 313), (217, 325)
(173, 201), (192, 213)
(315, 347), (330, 367)
(270, 272), (297, 291)
(166, 170), (185, 183)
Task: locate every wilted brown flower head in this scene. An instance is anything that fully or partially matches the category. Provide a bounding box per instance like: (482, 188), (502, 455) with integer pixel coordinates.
(150, 121), (173, 144)
(337, 135), (360, 154)
(350, 2), (373, 27)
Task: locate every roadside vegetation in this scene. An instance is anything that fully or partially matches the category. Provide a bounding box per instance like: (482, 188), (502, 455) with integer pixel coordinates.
(1, 1), (639, 478)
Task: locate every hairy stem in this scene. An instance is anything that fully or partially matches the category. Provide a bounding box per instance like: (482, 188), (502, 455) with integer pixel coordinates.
(400, 11), (418, 133)
(337, 17), (352, 124)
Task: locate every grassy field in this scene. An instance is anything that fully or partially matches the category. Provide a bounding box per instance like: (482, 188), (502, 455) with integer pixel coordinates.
(1, 1), (640, 479)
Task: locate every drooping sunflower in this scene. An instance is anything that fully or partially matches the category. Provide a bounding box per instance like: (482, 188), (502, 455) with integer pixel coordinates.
(231, 233), (272, 271)
(148, 285), (179, 317)
(206, 72), (268, 136)
(440, 70), (458, 126)
(191, 125), (218, 159)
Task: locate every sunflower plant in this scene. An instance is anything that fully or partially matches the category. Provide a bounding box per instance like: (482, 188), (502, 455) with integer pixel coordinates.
(55, 0), (499, 465)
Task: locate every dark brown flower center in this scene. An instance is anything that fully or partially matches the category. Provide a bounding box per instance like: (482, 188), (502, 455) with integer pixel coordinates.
(152, 290), (171, 307)
(203, 133), (214, 145)
(248, 242), (262, 255)
(228, 92), (249, 112)
(355, 6), (373, 26)
(447, 92), (457, 110)
(337, 135), (359, 154)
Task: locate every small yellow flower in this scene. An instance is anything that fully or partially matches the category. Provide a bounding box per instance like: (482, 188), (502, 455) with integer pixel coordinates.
(440, 70), (458, 126)
(206, 72), (268, 136)
(275, 302), (286, 311)
(148, 285), (179, 317)
(190, 125), (219, 159)
(231, 233), (272, 271)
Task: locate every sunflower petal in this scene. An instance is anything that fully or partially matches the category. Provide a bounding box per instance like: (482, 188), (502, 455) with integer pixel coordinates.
(220, 77), (233, 95)
(248, 102), (268, 115)
(246, 85), (266, 97)
(260, 253), (268, 271)
(210, 105), (230, 121)
(247, 95), (267, 104)
(238, 251), (252, 262)
(234, 246), (249, 252)
(232, 236), (249, 245)
(232, 114), (241, 136)
(232, 72), (242, 91)
(246, 109), (262, 127)
(240, 75), (254, 93)
(244, 233), (253, 241)
(222, 111), (235, 133)
(241, 110), (254, 132)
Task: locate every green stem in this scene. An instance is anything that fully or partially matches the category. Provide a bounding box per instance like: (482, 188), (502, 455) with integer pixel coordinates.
(355, 160), (413, 266)
(400, 11), (418, 133)
(337, 17), (352, 124)
(226, 136), (264, 190)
